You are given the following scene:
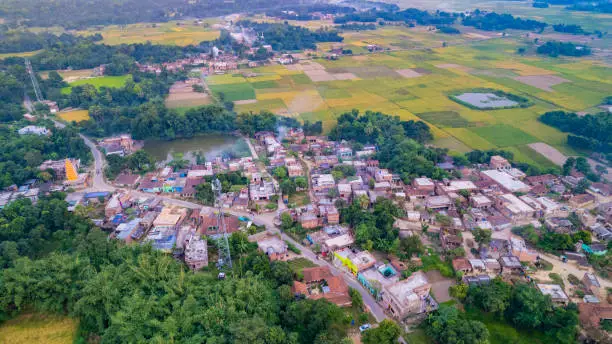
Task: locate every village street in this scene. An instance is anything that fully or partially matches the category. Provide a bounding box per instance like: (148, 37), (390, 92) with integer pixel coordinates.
(76, 129), (389, 322)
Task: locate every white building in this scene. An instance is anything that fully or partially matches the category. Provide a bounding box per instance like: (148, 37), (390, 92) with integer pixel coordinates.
(18, 126), (50, 136)
(481, 170), (531, 193)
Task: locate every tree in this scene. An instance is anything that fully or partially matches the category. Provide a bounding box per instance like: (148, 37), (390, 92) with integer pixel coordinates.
(280, 212), (294, 231)
(507, 283), (552, 329)
(349, 288), (363, 309)
(274, 166), (288, 179)
(563, 157), (576, 176)
(473, 228), (492, 247)
(426, 306), (489, 344)
(295, 177), (307, 189)
(449, 283), (469, 300)
(400, 235), (424, 258)
(362, 319), (401, 344)
(195, 183), (214, 205)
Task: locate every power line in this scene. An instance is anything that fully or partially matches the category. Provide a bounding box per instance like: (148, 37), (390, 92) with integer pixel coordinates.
(25, 58), (43, 102)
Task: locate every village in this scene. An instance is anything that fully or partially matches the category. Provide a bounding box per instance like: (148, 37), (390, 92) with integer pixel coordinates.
(7, 121), (612, 331)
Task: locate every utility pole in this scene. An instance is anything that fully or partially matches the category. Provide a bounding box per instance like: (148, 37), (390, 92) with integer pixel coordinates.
(212, 178), (232, 269)
(25, 58), (43, 102)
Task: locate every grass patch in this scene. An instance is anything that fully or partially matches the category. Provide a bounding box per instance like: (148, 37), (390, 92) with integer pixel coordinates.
(0, 313), (78, 344)
(288, 192), (310, 207)
(404, 329), (433, 344)
(471, 125), (538, 147)
(209, 83), (255, 102)
(416, 111), (470, 128)
(251, 80), (279, 89)
(58, 110), (90, 122)
(290, 74), (312, 85)
(287, 257), (316, 274)
(61, 75), (130, 94)
(464, 306), (547, 344)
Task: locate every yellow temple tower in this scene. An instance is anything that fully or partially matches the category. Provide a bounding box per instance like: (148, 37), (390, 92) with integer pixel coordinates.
(64, 159), (78, 181)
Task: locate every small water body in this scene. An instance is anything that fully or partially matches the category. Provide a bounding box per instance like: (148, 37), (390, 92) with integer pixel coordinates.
(143, 134), (250, 164)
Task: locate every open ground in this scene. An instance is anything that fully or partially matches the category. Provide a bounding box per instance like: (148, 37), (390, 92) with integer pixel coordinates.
(0, 313), (77, 344)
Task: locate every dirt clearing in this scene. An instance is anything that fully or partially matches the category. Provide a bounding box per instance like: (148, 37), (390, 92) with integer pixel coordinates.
(515, 75), (570, 92)
(527, 142), (568, 166)
(165, 78), (211, 108)
(395, 69), (423, 78)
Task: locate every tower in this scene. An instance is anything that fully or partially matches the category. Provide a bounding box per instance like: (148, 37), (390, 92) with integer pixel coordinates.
(212, 178), (232, 268)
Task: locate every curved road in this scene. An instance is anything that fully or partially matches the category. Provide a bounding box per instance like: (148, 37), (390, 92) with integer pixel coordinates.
(73, 126), (388, 322)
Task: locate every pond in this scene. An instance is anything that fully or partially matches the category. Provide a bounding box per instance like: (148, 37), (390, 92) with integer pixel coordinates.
(454, 92), (518, 109)
(143, 134), (251, 164)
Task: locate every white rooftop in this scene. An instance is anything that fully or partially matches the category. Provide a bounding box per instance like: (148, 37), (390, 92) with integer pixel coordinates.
(499, 193), (534, 214)
(537, 283), (568, 301)
(414, 177), (434, 187)
(482, 170), (530, 193)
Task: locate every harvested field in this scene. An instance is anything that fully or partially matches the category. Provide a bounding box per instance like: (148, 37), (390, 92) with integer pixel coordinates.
(234, 99), (257, 105)
(527, 142), (568, 166)
(514, 75), (570, 92)
(165, 79), (211, 109)
(59, 109), (90, 122)
(0, 313), (77, 344)
(435, 63), (472, 72)
(395, 69), (423, 78)
(303, 69), (357, 82)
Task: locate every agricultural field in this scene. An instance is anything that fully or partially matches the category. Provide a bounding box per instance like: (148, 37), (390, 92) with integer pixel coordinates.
(0, 313), (77, 344)
(216, 26), (610, 168)
(0, 49), (44, 59)
(40, 69), (95, 82)
(76, 20), (220, 46)
(61, 75), (130, 94)
(58, 109), (90, 122)
(165, 79), (212, 109)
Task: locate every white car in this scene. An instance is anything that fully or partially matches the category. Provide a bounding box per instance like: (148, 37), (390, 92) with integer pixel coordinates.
(359, 324), (371, 333)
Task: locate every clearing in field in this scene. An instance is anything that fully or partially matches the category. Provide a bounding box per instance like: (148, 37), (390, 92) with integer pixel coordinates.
(61, 75), (130, 94)
(165, 79), (212, 109)
(41, 69), (95, 82)
(514, 75), (570, 92)
(527, 142), (568, 166)
(0, 313), (77, 344)
(59, 109), (90, 122)
(472, 125), (538, 147)
(395, 69), (425, 78)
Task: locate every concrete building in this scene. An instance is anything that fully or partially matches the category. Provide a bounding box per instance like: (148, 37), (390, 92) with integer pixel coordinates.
(537, 284), (569, 304)
(257, 235), (289, 261)
(481, 170), (531, 193)
(184, 232), (208, 270)
(18, 125), (50, 136)
(249, 180), (276, 201)
(490, 155), (511, 169)
(495, 194), (535, 222)
(380, 271), (432, 319)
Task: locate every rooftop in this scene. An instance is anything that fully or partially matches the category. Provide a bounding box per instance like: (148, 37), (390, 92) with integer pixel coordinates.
(537, 283), (568, 301)
(482, 170), (530, 193)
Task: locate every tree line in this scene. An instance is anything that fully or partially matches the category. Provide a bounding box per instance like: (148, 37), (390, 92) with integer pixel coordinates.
(536, 41), (592, 57)
(539, 111), (611, 154)
(462, 11), (547, 31)
(330, 109), (448, 181)
(237, 21), (344, 51)
(333, 8), (458, 26)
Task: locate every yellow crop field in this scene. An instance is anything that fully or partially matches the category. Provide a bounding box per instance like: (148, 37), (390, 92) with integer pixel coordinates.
(444, 128), (497, 150)
(78, 21), (220, 46)
(0, 313), (77, 344)
(207, 74), (247, 85)
(59, 110), (90, 122)
(0, 49), (44, 59)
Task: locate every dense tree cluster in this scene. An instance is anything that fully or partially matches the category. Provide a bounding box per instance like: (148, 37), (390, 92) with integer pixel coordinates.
(0, 67), (27, 122)
(339, 23), (378, 31)
(553, 24), (585, 34)
(334, 8), (457, 26)
(462, 11), (547, 31)
(512, 224), (592, 253)
(536, 41), (592, 57)
(457, 148), (559, 176)
(104, 150), (156, 179)
(465, 279), (579, 344)
(330, 110), (446, 181)
(0, 27), (102, 54)
(426, 306), (489, 344)
(237, 21), (343, 51)
(0, 195), (355, 342)
(539, 111), (610, 153)
(235, 110), (278, 136)
(341, 198), (403, 253)
(0, 125), (92, 188)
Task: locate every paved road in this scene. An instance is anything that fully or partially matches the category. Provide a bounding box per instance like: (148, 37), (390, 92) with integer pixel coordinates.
(63, 121), (389, 322)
